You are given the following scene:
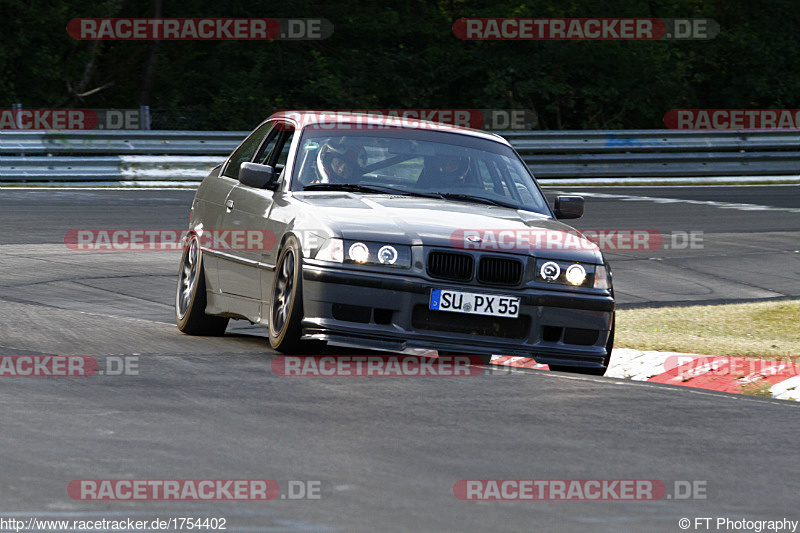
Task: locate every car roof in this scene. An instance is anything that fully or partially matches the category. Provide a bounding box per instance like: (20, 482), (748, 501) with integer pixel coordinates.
(269, 110), (511, 146)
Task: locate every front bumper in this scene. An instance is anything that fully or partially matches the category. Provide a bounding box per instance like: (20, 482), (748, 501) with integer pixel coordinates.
(300, 260), (615, 370)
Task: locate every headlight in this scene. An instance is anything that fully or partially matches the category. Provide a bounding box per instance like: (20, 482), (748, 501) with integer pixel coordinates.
(565, 264), (587, 286)
(378, 245), (399, 265)
(535, 259), (602, 289)
(343, 240), (411, 268)
(315, 238), (344, 262)
(348, 242), (370, 263)
(539, 261), (561, 281)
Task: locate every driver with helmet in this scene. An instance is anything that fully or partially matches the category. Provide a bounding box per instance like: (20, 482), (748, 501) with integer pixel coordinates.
(316, 141), (365, 183)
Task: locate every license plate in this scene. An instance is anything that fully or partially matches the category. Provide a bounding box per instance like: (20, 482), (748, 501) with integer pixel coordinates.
(429, 289), (520, 318)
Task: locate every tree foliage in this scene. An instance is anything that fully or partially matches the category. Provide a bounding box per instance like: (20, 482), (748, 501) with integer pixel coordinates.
(0, 0), (797, 129)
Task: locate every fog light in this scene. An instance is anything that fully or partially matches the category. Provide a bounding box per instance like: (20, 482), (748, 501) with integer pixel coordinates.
(348, 242), (369, 263)
(565, 264), (587, 285)
(378, 245), (398, 264)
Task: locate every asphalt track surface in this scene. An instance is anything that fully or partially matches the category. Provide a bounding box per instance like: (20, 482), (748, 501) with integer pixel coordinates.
(0, 185), (798, 532)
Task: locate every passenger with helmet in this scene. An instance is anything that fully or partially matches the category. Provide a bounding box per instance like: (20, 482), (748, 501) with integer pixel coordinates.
(316, 141), (365, 183)
(436, 155), (470, 185)
(417, 153), (472, 189)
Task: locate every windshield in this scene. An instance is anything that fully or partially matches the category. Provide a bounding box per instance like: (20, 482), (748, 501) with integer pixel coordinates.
(290, 127), (551, 215)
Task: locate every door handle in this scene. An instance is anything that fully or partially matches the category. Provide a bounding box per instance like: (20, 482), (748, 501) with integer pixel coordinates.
(225, 199), (234, 211)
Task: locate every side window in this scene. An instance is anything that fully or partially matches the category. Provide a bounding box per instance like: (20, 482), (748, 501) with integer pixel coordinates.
(261, 126), (296, 179)
(476, 159), (494, 190)
(222, 122), (274, 180)
(274, 131), (296, 170)
(502, 159), (538, 206)
(477, 158), (511, 196)
(256, 135), (280, 165)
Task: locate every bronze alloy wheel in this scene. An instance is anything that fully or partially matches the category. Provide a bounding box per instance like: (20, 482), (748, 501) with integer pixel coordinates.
(269, 236), (303, 352)
(175, 233), (229, 336)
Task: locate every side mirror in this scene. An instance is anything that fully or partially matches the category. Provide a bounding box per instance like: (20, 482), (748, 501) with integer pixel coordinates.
(239, 162), (277, 189)
(554, 195), (584, 219)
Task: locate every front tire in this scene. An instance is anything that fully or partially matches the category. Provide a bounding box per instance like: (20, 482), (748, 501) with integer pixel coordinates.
(269, 236), (304, 353)
(175, 233), (229, 336)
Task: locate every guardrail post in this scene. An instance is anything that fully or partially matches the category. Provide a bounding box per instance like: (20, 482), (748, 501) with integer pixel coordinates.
(12, 103), (22, 131)
(11, 103), (24, 155)
(139, 105), (151, 130)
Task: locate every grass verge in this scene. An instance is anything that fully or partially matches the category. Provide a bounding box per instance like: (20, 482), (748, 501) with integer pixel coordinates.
(615, 299), (800, 359)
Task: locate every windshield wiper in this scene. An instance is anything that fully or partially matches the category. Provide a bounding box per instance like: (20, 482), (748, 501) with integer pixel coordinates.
(432, 192), (519, 209)
(303, 184), (518, 208)
(304, 183), (437, 198)
(304, 183), (392, 193)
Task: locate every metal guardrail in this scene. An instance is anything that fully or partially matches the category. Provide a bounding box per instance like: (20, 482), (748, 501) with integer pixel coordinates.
(0, 130), (245, 156)
(0, 155), (223, 181)
(502, 129), (800, 152)
(1, 129), (799, 182)
(503, 130), (800, 178)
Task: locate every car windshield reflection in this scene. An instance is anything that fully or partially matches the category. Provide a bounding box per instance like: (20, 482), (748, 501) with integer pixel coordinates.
(292, 129), (550, 215)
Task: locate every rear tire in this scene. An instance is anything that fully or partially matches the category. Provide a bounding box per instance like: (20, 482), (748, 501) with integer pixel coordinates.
(175, 233), (229, 336)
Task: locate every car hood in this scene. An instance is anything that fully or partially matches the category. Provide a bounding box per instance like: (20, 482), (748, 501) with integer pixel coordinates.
(292, 192), (603, 263)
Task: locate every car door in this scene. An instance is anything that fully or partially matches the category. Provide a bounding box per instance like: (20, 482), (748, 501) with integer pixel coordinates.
(199, 120), (274, 302)
(256, 125), (298, 315)
(218, 122), (296, 322)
